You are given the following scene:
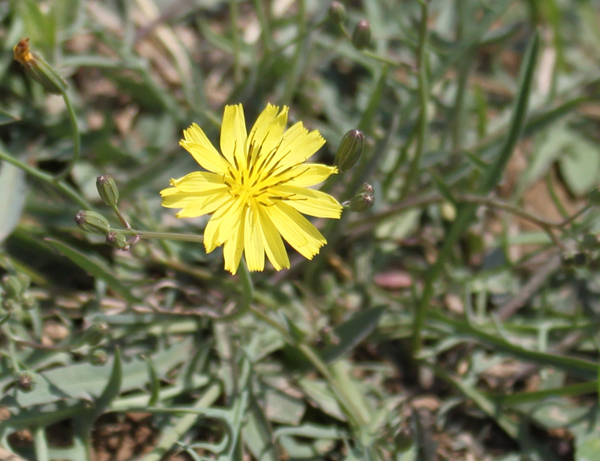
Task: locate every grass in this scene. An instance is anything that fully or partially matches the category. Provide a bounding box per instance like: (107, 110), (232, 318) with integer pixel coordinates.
(1, 0), (600, 460)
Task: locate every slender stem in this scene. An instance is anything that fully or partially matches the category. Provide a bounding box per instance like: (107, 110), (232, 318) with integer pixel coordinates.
(546, 172), (569, 218)
(252, 0), (274, 52)
(229, 0), (242, 84)
(118, 228), (204, 243)
(112, 205), (131, 229)
(558, 204), (592, 228)
(400, 1), (429, 201)
(54, 90), (80, 182)
(34, 426), (49, 461)
(0, 144), (92, 209)
(362, 49), (414, 69)
(281, 0), (306, 104)
(248, 305), (364, 429)
(218, 260), (254, 322)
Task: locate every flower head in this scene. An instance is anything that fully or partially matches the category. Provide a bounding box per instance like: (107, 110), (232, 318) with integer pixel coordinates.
(161, 104), (343, 274)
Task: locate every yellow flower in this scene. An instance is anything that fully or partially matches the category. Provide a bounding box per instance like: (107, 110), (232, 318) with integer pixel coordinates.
(161, 104), (343, 274)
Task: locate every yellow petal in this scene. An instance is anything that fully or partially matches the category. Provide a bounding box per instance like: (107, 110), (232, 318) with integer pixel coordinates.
(176, 191), (231, 218)
(270, 122), (325, 169)
(273, 185), (342, 219)
(264, 202), (326, 260)
(170, 171), (226, 192)
(203, 197), (240, 252)
(221, 104), (247, 168)
(160, 187), (200, 208)
(244, 203), (265, 271)
(282, 164), (337, 187)
(223, 207), (247, 275)
(256, 205), (290, 271)
(250, 106), (289, 170)
(180, 140), (230, 175)
(181, 124), (229, 174)
(247, 104), (280, 150)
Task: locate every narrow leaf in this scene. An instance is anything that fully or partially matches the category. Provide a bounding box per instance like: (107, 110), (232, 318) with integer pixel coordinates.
(45, 238), (140, 304)
(321, 306), (386, 364)
(0, 162), (27, 243)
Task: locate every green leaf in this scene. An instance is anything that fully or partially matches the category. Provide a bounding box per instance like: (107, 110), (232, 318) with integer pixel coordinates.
(0, 162), (27, 243)
(321, 306), (386, 364)
(93, 347), (122, 416)
(0, 107), (20, 125)
(559, 134), (600, 196)
(479, 31), (540, 194)
(577, 437), (600, 461)
(143, 355), (160, 407)
(45, 238), (140, 304)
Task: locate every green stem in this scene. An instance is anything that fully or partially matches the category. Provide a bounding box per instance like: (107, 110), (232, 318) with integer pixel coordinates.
(229, 0), (242, 84)
(546, 172), (569, 218)
(410, 32), (540, 357)
(559, 204), (591, 228)
(118, 228), (204, 243)
(54, 90), (80, 182)
(281, 0), (306, 104)
(362, 49), (413, 69)
(400, 0), (429, 201)
(34, 426), (49, 461)
(0, 144), (92, 209)
(248, 305), (365, 429)
(252, 0), (274, 52)
(218, 259), (254, 321)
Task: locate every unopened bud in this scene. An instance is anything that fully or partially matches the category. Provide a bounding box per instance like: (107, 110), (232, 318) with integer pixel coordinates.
(3, 299), (18, 311)
(89, 349), (108, 366)
(1, 275), (25, 300)
(106, 231), (129, 250)
(81, 323), (109, 346)
(329, 2), (346, 25)
(13, 38), (67, 95)
(16, 371), (37, 393)
(21, 294), (37, 310)
(334, 129), (365, 172)
(75, 211), (111, 236)
(344, 192), (375, 212)
(96, 175), (119, 207)
(357, 183), (373, 195)
(395, 427), (413, 452)
(352, 20), (371, 50)
(16, 274), (31, 291)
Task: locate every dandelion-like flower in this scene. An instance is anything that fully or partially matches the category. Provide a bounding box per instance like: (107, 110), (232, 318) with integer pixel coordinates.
(161, 104), (343, 274)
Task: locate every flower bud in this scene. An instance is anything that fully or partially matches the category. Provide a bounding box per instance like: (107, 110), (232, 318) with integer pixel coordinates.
(21, 293), (37, 310)
(334, 129), (365, 172)
(89, 349), (108, 366)
(16, 371), (37, 393)
(352, 20), (371, 50)
(13, 38), (67, 95)
(81, 322), (109, 346)
(329, 2), (346, 25)
(96, 175), (119, 207)
(1, 275), (25, 300)
(75, 211), (111, 235)
(3, 299), (18, 311)
(357, 183), (373, 195)
(345, 191), (375, 212)
(395, 427), (413, 452)
(16, 274), (31, 292)
(106, 230), (129, 250)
